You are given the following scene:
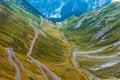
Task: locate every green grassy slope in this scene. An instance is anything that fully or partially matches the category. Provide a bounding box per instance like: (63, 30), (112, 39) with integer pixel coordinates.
(0, 1), (43, 79)
(0, 0), (88, 80)
(60, 2), (120, 79)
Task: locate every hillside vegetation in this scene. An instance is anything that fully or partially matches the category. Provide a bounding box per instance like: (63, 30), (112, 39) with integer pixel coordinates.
(60, 2), (120, 79)
(0, 0), (88, 80)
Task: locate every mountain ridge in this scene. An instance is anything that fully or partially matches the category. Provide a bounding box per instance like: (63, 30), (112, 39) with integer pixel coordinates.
(25, 0), (112, 22)
(0, 0), (88, 80)
(60, 2), (120, 79)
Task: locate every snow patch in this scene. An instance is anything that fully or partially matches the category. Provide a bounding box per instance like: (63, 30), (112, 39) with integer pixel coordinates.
(48, 2), (65, 18)
(49, 14), (61, 18)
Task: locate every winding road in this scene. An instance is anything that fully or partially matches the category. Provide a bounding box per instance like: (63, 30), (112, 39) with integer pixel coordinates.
(6, 48), (39, 80)
(72, 48), (101, 80)
(5, 18), (108, 80)
(28, 18), (61, 80)
(72, 46), (120, 80)
(6, 48), (21, 80)
(5, 19), (61, 80)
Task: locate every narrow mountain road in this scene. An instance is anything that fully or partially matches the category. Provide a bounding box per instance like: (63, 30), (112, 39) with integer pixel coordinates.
(6, 48), (21, 80)
(14, 56), (40, 80)
(72, 48), (101, 80)
(73, 49), (120, 70)
(73, 47), (120, 59)
(72, 46), (120, 80)
(61, 33), (93, 80)
(91, 59), (120, 70)
(6, 48), (39, 80)
(75, 45), (111, 55)
(72, 56), (87, 80)
(28, 18), (61, 80)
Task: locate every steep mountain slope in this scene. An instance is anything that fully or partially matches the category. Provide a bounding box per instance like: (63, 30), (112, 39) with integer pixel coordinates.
(25, 0), (111, 22)
(60, 2), (120, 79)
(0, 0), (88, 80)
